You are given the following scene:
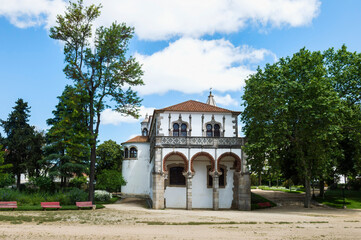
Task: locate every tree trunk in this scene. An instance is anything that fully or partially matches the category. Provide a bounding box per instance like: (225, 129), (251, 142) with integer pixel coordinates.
(88, 91), (95, 203)
(16, 172), (21, 190)
(304, 176), (312, 208)
(319, 180), (324, 198)
(88, 143), (96, 203)
(60, 176), (64, 189)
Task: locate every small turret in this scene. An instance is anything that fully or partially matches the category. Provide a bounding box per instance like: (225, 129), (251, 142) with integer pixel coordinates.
(141, 114), (149, 136)
(206, 89), (216, 106)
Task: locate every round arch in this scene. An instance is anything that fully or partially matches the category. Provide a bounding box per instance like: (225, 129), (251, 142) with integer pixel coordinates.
(190, 152), (215, 173)
(217, 152), (242, 172)
(162, 151), (188, 172)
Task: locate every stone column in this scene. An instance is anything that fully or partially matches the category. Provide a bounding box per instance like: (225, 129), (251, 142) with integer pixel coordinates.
(236, 172), (251, 211)
(210, 171), (221, 210)
(152, 172), (166, 209)
(183, 172), (194, 210)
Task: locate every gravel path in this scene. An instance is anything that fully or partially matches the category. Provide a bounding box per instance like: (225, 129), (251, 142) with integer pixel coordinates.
(0, 195), (360, 239)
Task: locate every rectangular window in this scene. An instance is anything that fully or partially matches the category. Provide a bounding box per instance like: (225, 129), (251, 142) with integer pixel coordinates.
(207, 166), (226, 188)
(169, 167), (186, 186)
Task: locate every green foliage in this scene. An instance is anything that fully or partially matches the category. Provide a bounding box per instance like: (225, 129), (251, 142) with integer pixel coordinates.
(1, 99), (44, 189)
(0, 173), (14, 188)
(96, 140), (123, 175)
(242, 48), (343, 207)
(49, 0), (143, 201)
(348, 178), (361, 191)
(324, 45), (361, 178)
(0, 188), (87, 206)
(69, 176), (88, 189)
(29, 176), (54, 193)
(45, 85), (91, 188)
(65, 188), (88, 204)
(96, 170), (125, 192)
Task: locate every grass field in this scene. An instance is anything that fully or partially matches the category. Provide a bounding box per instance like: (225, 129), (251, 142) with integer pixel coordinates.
(316, 189), (361, 209)
(252, 185), (305, 193)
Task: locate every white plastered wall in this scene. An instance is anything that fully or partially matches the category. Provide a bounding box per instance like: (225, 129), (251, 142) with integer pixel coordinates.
(121, 142), (152, 195)
(159, 112), (236, 137)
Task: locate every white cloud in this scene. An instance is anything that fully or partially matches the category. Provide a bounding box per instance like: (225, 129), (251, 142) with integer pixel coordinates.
(100, 106), (155, 125)
(0, 0), (65, 28)
(0, 0), (320, 40)
(214, 94), (239, 107)
(134, 38), (276, 95)
(91, 0), (321, 40)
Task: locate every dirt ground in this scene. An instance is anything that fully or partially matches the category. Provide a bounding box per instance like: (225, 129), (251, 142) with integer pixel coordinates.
(0, 190), (360, 240)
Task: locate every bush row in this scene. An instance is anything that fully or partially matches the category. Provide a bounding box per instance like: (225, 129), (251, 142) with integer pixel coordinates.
(0, 188), (89, 205)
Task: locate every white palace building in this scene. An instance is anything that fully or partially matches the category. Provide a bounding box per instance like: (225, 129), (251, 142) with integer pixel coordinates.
(121, 92), (251, 210)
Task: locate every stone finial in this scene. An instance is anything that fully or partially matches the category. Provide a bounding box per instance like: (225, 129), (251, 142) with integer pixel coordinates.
(206, 88), (216, 106)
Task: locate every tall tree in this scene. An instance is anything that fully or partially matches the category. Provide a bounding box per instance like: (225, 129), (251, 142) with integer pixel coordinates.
(25, 130), (45, 178)
(50, 0), (143, 201)
(324, 45), (361, 178)
(96, 140), (123, 176)
(45, 85), (90, 188)
(242, 48), (342, 207)
(1, 99), (36, 189)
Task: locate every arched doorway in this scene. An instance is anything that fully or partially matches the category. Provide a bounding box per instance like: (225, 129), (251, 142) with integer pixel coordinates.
(190, 152), (215, 208)
(163, 152), (188, 208)
(217, 152), (242, 209)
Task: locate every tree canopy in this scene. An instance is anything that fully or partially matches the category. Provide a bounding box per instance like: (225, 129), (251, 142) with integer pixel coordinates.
(242, 48), (343, 207)
(1, 99), (43, 189)
(49, 0), (143, 201)
(96, 140), (123, 176)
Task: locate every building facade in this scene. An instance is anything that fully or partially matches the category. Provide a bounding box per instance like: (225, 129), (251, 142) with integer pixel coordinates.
(122, 93), (250, 210)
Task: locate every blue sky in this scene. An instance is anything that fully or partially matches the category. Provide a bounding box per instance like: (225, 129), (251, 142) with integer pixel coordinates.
(0, 0), (360, 144)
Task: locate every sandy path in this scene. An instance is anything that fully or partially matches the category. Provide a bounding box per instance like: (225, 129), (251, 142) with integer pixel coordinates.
(0, 197), (360, 239)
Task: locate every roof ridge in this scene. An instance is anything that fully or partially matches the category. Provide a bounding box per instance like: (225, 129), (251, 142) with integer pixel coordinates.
(157, 99), (238, 113)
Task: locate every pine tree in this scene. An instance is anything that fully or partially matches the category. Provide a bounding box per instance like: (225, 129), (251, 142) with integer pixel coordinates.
(45, 85), (91, 188)
(1, 99), (35, 189)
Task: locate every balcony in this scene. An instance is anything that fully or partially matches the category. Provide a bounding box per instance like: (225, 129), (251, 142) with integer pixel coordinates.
(154, 136), (244, 148)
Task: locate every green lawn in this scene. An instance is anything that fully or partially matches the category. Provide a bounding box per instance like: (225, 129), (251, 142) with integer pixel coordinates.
(252, 185), (304, 193)
(315, 189), (361, 209)
(251, 192), (276, 210)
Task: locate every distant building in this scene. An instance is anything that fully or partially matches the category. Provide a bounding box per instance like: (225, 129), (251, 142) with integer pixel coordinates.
(122, 92), (250, 210)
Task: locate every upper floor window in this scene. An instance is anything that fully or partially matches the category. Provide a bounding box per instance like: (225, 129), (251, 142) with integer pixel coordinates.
(173, 123), (179, 136)
(130, 147), (137, 158)
(124, 148), (129, 158)
(181, 123), (187, 137)
(142, 128), (148, 136)
(206, 124), (213, 137)
(214, 124), (220, 137)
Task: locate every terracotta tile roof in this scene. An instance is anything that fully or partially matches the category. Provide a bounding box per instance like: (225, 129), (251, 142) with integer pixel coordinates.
(157, 100), (239, 114)
(123, 135), (149, 144)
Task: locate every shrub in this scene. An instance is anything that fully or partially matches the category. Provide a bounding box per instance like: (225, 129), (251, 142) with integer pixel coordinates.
(94, 190), (112, 202)
(348, 178), (361, 191)
(69, 176), (88, 189)
(96, 170), (125, 192)
(65, 188), (88, 204)
(0, 188), (20, 201)
(0, 173), (14, 188)
(282, 179), (294, 188)
(29, 176), (54, 192)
